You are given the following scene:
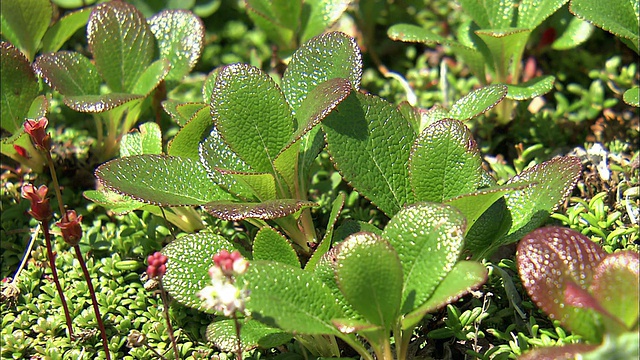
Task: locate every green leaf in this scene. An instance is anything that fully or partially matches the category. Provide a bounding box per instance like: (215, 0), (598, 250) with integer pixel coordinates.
(313, 247), (361, 320)
(87, 1), (155, 93)
(62, 93), (143, 113)
(590, 251), (640, 330)
(382, 203), (466, 314)
(204, 199), (318, 221)
(273, 143), (298, 196)
(475, 28), (531, 80)
(120, 122), (163, 157)
(95, 154), (233, 206)
(461, 0), (515, 29)
(130, 58), (171, 96)
(206, 319), (292, 352)
(306, 192), (345, 271)
(163, 231), (243, 313)
(0, 41), (39, 133)
(167, 105), (212, 160)
(505, 75), (555, 100)
(0, 0), (52, 61)
(335, 232), (403, 330)
(33, 51), (101, 97)
(410, 119), (484, 202)
(82, 189), (144, 215)
(299, 0), (350, 43)
(211, 63), (294, 173)
(402, 261), (487, 330)
(163, 101), (208, 127)
(623, 87), (639, 107)
(41, 8), (91, 53)
(551, 16), (594, 50)
(243, 261), (343, 335)
(245, 0), (300, 50)
(282, 31), (362, 112)
(253, 227), (300, 267)
(569, 0), (639, 46)
(333, 220), (383, 244)
(227, 171), (277, 202)
(148, 10), (204, 83)
(323, 92), (415, 216)
(517, 0), (569, 29)
(448, 84), (507, 120)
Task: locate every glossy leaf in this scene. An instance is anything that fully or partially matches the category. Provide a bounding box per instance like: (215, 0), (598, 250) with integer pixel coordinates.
(551, 16), (594, 50)
(517, 226), (608, 339)
(62, 93), (143, 113)
(0, 41), (39, 133)
(517, 0), (569, 29)
(41, 8), (92, 53)
(410, 119), (484, 202)
(623, 87), (639, 107)
(253, 227), (300, 267)
(163, 231), (243, 313)
(245, 0), (299, 50)
(204, 199), (318, 221)
(167, 105), (212, 160)
(447, 84), (507, 120)
(206, 319), (292, 352)
(243, 261), (343, 335)
(95, 154), (233, 206)
(88, 1), (155, 93)
(313, 247), (361, 320)
(323, 92), (415, 216)
(224, 171), (277, 201)
(82, 189), (144, 215)
(335, 232), (403, 329)
(306, 192), (345, 271)
(402, 261), (488, 330)
(475, 28), (531, 79)
(300, 0), (350, 43)
(0, 0), (52, 61)
(282, 31), (362, 112)
(148, 10), (204, 82)
(33, 52), (101, 99)
(458, 0), (514, 29)
(570, 0), (639, 47)
(129, 58), (171, 96)
(120, 122), (163, 157)
(505, 75), (555, 100)
(211, 63), (294, 173)
(382, 203), (466, 313)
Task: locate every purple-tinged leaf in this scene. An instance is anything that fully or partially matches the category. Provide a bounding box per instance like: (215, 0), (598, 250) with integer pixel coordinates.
(63, 94), (143, 113)
(590, 251), (640, 330)
(204, 199), (318, 221)
(517, 226), (609, 339)
(88, 1), (155, 93)
(1, 41), (39, 133)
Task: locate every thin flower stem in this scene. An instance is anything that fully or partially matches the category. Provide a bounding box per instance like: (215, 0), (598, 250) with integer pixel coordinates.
(232, 312), (243, 360)
(73, 245), (111, 360)
(42, 223), (74, 338)
(44, 152), (65, 219)
(158, 280), (180, 360)
(11, 224), (40, 285)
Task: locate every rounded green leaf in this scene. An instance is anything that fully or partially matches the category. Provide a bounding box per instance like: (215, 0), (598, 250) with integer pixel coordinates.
(323, 92), (415, 216)
(410, 119), (484, 203)
(148, 10), (204, 82)
(0, 41), (39, 133)
(120, 122), (163, 157)
(448, 84), (508, 120)
(243, 261), (343, 335)
(300, 0), (350, 43)
(33, 51), (101, 98)
(206, 319), (292, 352)
(382, 203), (467, 313)
(163, 231), (243, 313)
(0, 0), (52, 61)
(570, 0), (639, 45)
(88, 1), (155, 93)
(282, 31), (362, 112)
(41, 8), (92, 54)
(506, 76), (555, 100)
(95, 154), (233, 206)
(167, 105), (212, 160)
(211, 63), (294, 173)
(623, 87), (639, 107)
(253, 227), (300, 267)
(335, 232), (403, 329)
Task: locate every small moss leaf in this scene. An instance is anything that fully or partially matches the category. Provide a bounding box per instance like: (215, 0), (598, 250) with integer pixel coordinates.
(163, 231), (243, 313)
(447, 84), (508, 121)
(335, 232), (403, 330)
(253, 227), (300, 267)
(382, 203), (466, 314)
(243, 261), (344, 335)
(410, 119), (484, 203)
(88, 1), (155, 93)
(95, 154), (233, 206)
(204, 199), (318, 221)
(282, 31), (362, 112)
(211, 63), (294, 174)
(505, 75), (555, 100)
(517, 226), (609, 339)
(402, 261), (487, 330)
(206, 319), (292, 352)
(148, 10), (204, 83)
(0, 41), (39, 133)
(324, 92), (416, 216)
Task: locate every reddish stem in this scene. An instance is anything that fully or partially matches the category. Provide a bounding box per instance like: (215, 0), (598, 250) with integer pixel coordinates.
(42, 224), (74, 338)
(73, 245), (111, 360)
(158, 280), (179, 359)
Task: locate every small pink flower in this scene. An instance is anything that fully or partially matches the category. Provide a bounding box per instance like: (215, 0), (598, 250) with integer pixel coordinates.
(56, 210), (83, 246)
(21, 184), (51, 221)
(24, 118), (51, 152)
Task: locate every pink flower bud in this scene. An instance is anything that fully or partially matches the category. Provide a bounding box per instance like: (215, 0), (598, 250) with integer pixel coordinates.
(24, 118), (51, 152)
(56, 210), (83, 246)
(21, 184), (52, 221)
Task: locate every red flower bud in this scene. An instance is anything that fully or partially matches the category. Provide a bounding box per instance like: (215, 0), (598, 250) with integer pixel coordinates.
(21, 184), (52, 221)
(24, 118), (51, 152)
(56, 210), (83, 246)
(13, 145), (29, 158)
(146, 252), (168, 279)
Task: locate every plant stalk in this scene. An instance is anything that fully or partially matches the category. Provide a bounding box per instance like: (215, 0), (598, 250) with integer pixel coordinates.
(158, 280), (180, 360)
(42, 223), (74, 338)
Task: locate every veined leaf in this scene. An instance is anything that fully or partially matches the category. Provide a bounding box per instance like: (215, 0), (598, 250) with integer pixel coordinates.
(506, 75), (555, 100)
(570, 0), (639, 46)
(518, 0), (569, 29)
(204, 199), (318, 221)
(0, 0), (52, 61)
(253, 227), (300, 267)
(447, 84), (507, 120)
(1, 41), (39, 133)
(34, 51), (101, 97)
(206, 319), (292, 352)
(120, 122), (163, 157)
